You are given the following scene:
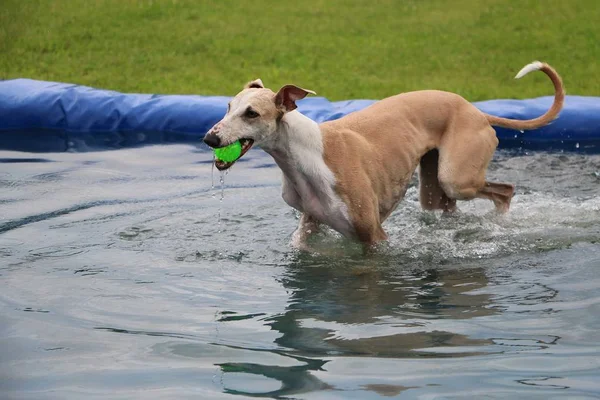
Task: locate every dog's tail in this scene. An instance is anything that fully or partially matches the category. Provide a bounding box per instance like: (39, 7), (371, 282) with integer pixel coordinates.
(484, 61), (565, 131)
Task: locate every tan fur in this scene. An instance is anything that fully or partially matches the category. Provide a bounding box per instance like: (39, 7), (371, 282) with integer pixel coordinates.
(320, 63), (564, 244)
(485, 63), (564, 130)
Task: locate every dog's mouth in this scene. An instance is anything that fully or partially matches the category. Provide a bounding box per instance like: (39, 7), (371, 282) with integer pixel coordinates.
(214, 138), (254, 171)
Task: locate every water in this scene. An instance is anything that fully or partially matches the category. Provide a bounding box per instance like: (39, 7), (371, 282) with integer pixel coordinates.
(1, 145), (600, 399)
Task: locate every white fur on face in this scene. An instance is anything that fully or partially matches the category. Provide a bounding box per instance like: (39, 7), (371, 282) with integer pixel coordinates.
(211, 89), (279, 146)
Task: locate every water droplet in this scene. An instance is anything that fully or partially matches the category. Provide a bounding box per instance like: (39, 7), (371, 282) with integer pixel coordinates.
(519, 130), (524, 134)
(575, 142), (580, 149)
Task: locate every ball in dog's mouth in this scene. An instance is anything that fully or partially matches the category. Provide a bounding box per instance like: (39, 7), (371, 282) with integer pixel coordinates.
(214, 138), (254, 171)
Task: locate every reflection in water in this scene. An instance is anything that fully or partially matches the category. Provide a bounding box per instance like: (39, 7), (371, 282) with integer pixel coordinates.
(270, 254), (498, 357)
(217, 254), (501, 397)
(218, 352), (331, 398)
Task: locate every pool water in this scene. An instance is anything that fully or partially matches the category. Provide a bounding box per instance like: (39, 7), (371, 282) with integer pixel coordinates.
(1, 145), (600, 399)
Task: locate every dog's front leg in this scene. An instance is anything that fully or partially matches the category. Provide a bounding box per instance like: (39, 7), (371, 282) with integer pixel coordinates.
(282, 176), (303, 211)
(291, 213), (321, 251)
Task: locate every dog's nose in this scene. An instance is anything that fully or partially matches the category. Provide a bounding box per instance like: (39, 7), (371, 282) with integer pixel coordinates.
(203, 133), (221, 148)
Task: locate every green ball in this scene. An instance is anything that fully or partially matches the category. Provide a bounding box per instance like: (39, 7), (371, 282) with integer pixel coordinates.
(214, 140), (242, 162)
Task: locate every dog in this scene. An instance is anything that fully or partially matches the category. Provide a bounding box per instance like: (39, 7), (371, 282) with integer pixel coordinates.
(203, 61), (564, 249)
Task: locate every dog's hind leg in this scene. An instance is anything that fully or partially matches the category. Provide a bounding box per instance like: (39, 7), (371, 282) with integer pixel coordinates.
(438, 123), (514, 213)
(476, 182), (515, 213)
(418, 149), (457, 212)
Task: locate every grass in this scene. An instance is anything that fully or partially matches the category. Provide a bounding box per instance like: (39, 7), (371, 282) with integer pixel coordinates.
(1, 0), (599, 101)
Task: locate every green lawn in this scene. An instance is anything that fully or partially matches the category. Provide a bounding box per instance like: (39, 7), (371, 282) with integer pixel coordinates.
(1, 0), (599, 101)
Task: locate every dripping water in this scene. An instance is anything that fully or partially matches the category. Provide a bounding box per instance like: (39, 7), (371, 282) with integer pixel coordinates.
(210, 153), (224, 234)
(218, 171), (226, 233)
(211, 153), (216, 199)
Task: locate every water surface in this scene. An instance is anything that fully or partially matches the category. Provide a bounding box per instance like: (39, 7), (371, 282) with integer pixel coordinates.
(1, 145), (600, 399)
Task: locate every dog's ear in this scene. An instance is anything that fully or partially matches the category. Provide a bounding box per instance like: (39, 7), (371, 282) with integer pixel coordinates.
(245, 79), (264, 89)
(274, 84), (316, 112)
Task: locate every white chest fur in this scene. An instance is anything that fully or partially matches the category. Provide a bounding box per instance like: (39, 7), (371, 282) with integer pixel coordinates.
(262, 111), (356, 239)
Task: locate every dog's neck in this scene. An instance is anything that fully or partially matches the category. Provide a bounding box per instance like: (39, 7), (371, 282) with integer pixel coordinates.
(264, 110), (334, 186)
(260, 111), (354, 236)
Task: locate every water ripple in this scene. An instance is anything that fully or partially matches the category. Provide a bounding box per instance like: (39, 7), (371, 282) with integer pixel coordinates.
(1, 146), (600, 399)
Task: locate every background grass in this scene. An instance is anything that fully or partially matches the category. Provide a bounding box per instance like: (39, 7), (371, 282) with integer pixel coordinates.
(1, 0), (599, 101)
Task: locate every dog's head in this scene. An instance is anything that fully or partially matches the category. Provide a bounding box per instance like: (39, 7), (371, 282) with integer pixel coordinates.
(203, 79), (315, 170)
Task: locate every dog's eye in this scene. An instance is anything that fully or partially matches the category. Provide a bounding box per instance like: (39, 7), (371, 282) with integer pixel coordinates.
(245, 108), (259, 118)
